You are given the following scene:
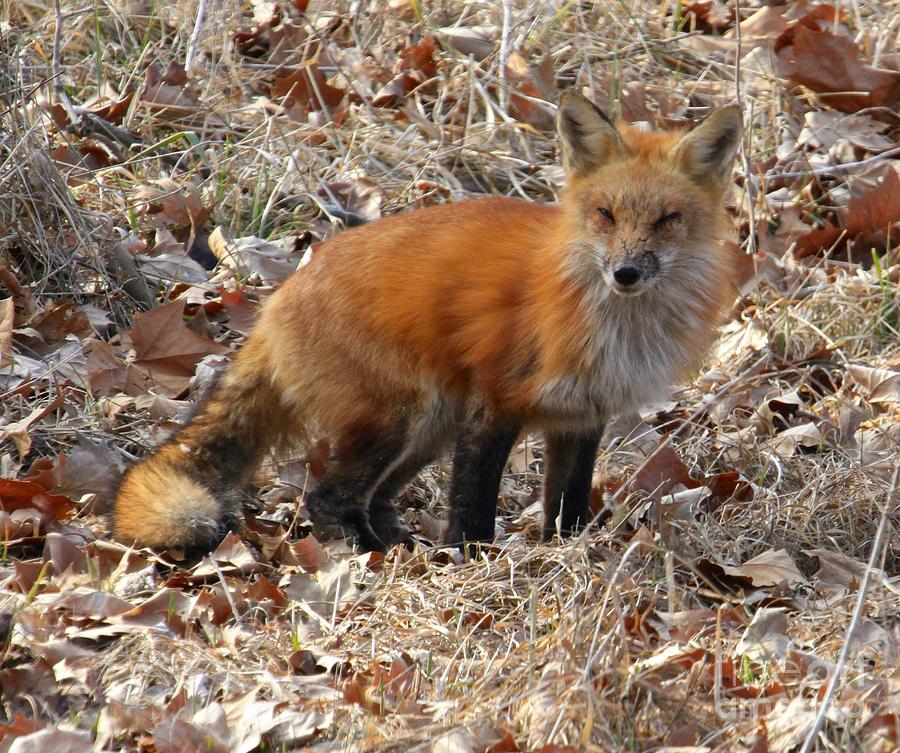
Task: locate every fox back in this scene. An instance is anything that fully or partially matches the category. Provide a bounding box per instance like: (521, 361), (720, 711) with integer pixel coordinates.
(113, 92), (742, 553)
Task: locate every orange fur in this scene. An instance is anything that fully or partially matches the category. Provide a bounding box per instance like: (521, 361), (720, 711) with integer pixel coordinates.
(112, 93), (742, 552)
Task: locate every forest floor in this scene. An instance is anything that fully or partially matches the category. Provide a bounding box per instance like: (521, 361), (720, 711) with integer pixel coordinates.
(0, 1), (898, 751)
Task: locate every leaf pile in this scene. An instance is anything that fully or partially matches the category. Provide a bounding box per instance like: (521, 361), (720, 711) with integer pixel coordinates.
(1, 0), (898, 751)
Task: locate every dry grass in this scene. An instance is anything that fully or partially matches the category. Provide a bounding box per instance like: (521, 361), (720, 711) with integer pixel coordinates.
(1, 1), (898, 752)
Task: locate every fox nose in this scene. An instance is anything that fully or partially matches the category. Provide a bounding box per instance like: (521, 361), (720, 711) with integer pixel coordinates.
(612, 264), (642, 287)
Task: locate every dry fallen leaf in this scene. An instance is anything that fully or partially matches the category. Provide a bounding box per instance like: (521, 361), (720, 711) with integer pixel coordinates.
(373, 36), (440, 107)
(805, 547), (874, 591)
(52, 439), (125, 502)
(320, 178), (384, 224)
(285, 534), (329, 571)
(720, 548), (806, 588)
(505, 52), (556, 129)
(87, 90), (135, 125)
(153, 717), (229, 753)
(438, 25), (496, 61)
(28, 301), (92, 343)
(775, 24), (900, 112)
(765, 696), (817, 753)
(846, 363), (900, 405)
(208, 228), (300, 285)
(1, 395), (65, 459)
(756, 390), (803, 432)
(127, 299), (230, 396)
(768, 422), (823, 457)
(399, 34), (439, 82)
(282, 557), (354, 619)
(136, 252), (209, 285)
(682, 0), (731, 31)
(82, 339), (127, 396)
(135, 179), (211, 232)
(713, 318), (769, 362)
(684, 4), (789, 58)
(6, 728), (93, 753)
(271, 62), (345, 114)
(141, 61), (203, 117)
(794, 168), (900, 257)
(798, 110), (895, 154)
(0, 297), (14, 366)
(218, 287), (258, 335)
(735, 608), (791, 662)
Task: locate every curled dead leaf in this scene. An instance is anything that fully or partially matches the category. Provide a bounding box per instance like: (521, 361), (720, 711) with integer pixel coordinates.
(768, 422), (823, 456)
(0, 390), (65, 458)
(805, 547), (875, 592)
(208, 228), (300, 285)
(846, 364), (900, 405)
(795, 168), (900, 258)
(505, 52), (556, 129)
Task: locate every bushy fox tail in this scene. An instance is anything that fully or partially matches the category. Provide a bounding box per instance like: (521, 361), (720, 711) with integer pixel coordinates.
(113, 339), (288, 552)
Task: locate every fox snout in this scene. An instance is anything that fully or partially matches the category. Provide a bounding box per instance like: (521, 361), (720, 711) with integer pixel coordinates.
(612, 263), (641, 287)
(607, 252), (660, 296)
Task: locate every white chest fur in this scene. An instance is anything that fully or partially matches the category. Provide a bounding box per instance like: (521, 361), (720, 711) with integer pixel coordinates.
(535, 287), (713, 429)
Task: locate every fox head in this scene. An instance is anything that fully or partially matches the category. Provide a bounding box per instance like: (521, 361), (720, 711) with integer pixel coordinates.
(556, 92), (742, 297)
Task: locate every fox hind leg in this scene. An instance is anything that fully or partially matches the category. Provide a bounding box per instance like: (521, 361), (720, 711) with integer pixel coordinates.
(305, 418), (409, 552)
(367, 395), (461, 547)
(366, 453), (430, 549)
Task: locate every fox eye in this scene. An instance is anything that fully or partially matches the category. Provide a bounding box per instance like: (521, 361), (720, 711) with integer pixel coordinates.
(597, 207), (615, 223)
(654, 211), (681, 230)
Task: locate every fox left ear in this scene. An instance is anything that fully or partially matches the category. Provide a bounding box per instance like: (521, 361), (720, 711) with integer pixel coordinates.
(674, 105), (743, 188)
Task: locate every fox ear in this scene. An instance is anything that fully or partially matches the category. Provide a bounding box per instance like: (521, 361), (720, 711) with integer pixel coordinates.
(674, 105), (743, 188)
(557, 92), (625, 175)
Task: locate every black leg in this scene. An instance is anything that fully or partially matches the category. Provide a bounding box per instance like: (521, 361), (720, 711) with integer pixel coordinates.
(367, 396), (459, 547)
(444, 409), (521, 546)
(367, 452), (432, 548)
(305, 420), (408, 552)
(541, 429), (602, 541)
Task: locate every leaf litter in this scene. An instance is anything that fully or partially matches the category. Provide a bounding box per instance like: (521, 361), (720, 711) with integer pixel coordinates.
(0, 0), (899, 751)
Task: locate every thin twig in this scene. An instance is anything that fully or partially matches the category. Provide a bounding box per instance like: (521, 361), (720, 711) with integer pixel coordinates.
(52, 0), (79, 123)
(208, 552), (243, 625)
(185, 0), (209, 72)
(733, 0), (758, 256)
(765, 145), (900, 181)
(497, 0), (512, 112)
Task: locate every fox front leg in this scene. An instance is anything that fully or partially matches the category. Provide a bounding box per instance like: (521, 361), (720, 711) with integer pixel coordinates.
(541, 429), (603, 541)
(443, 409), (521, 547)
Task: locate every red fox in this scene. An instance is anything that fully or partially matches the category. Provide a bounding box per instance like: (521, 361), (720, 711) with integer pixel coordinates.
(113, 92), (742, 553)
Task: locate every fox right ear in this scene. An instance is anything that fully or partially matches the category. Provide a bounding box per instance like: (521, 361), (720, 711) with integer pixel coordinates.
(557, 92), (626, 175)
